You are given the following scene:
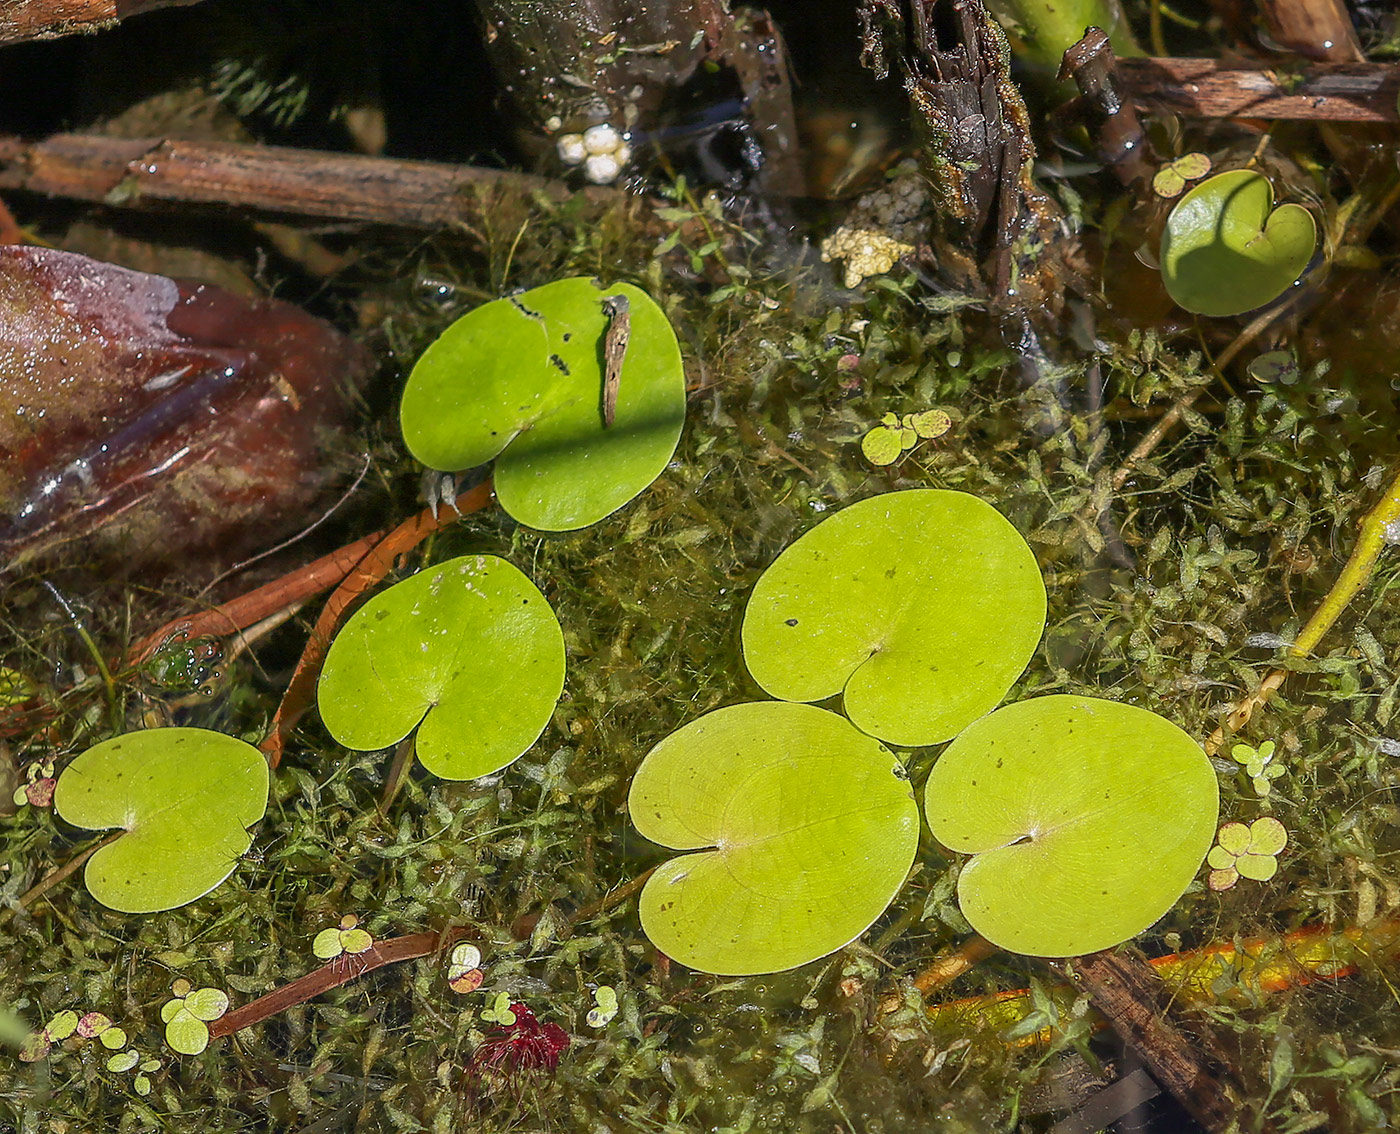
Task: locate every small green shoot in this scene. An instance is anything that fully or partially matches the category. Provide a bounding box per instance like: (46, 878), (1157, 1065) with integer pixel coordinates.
(317, 555), (565, 781)
(480, 992), (517, 1026)
(52, 728), (269, 913)
(1207, 817), (1288, 890)
(859, 409), (951, 466)
(447, 943), (484, 994)
(1231, 740), (1286, 797)
(1151, 152), (1211, 199)
(1160, 168), (1316, 317)
(312, 914), (375, 961)
(160, 979), (229, 1056)
(586, 986), (619, 1028)
(629, 701), (919, 975)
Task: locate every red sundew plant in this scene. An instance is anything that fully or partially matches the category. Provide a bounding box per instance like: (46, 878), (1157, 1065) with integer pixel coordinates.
(464, 1003), (571, 1096)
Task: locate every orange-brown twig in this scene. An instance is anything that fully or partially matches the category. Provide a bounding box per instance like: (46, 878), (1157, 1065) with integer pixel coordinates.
(260, 481), (493, 767)
(208, 927), (468, 1040)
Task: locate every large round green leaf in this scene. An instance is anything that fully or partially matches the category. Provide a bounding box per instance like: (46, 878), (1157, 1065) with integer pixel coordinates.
(741, 490), (1046, 747)
(400, 277), (685, 530)
(1161, 169), (1316, 318)
(923, 695), (1218, 957)
(629, 701), (919, 975)
(317, 554), (565, 780)
(53, 729), (269, 913)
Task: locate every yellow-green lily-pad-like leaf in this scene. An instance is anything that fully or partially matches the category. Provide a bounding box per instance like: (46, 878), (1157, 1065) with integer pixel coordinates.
(318, 555), (565, 781)
(1161, 169), (1316, 318)
(400, 277), (685, 531)
(741, 490), (1046, 747)
(924, 696), (1218, 957)
(53, 729), (269, 914)
(628, 701), (919, 975)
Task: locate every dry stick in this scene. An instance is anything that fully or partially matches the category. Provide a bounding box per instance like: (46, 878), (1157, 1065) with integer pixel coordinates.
(1115, 58), (1400, 123)
(260, 481), (494, 768)
(0, 133), (619, 229)
(1206, 463), (1400, 753)
(0, 0), (204, 45)
(1062, 951), (1240, 1133)
(207, 927), (468, 1041)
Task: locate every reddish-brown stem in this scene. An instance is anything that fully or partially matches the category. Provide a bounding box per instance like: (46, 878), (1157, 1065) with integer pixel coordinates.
(208, 927), (468, 1040)
(260, 481), (494, 767)
(124, 529), (388, 667)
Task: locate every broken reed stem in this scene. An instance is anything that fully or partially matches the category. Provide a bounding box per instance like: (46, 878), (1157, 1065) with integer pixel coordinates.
(207, 927), (469, 1040)
(1206, 462), (1400, 753)
(260, 481), (494, 768)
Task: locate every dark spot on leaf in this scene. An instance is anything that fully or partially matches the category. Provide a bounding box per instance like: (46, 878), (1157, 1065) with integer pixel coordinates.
(885, 567), (896, 579)
(785, 618), (799, 627)
(563, 332), (572, 342)
(375, 610), (390, 621)
(550, 354), (570, 375)
(995, 758), (1003, 769)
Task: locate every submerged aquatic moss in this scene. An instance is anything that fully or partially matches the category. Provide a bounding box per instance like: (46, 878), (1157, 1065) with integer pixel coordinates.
(2, 181), (1400, 1133)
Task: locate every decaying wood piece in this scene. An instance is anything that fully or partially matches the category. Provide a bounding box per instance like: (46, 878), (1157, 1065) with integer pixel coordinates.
(1258, 0), (1363, 63)
(1061, 950), (1240, 1133)
(0, 132), (623, 229)
(0, 0), (203, 45)
(857, 0), (1063, 307)
(471, 0), (803, 193)
(1059, 28), (1154, 185)
(1116, 58), (1400, 123)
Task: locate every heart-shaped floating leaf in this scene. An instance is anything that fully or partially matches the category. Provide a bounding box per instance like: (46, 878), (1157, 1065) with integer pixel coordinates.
(1161, 169), (1316, 318)
(629, 701), (919, 975)
(318, 555), (565, 780)
(923, 695), (1218, 957)
(400, 277), (685, 530)
(53, 729), (268, 913)
(741, 490), (1046, 747)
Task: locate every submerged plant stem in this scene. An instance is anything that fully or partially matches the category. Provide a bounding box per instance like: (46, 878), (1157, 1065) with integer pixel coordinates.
(1, 831), (122, 923)
(1209, 462), (1400, 751)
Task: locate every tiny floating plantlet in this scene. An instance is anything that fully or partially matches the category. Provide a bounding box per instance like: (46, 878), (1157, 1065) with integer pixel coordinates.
(52, 728), (269, 913)
(19, 1008), (79, 1062)
(160, 979), (229, 1056)
(859, 409), (951, 466)
(1207, 817), (1288, 890)
(479, 991), (517, 1026)
(1231, 740), (1286, 797)
(312, 913), (375, 969)
(1160, 168), (1317, 317)
(107, 1050), (162, 1096)
(399, 276), (685, 531)
(317, 554), (565, 781)
(1151, 151), (1211, 199)
(12, 758), (55, 809)
(586, 985), (619, 1028)
(447, 943), (484, 994)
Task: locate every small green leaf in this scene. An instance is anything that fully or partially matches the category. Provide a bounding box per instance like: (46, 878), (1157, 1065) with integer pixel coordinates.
(629, 701), (919, 975)
(134, 1074), (152, 1095)
(53, 729), (269, 913)
(340, 928), (374, 955)
(741, 490), (1046, 747)
(183, 988), (229, 1023)
(164, 1014), (210, 1056)
(312, 928), (345, 960)
(586, 985), (619, 1027)
(46, 1010), (78, 1041)
(1161, 169), (1316, 317)
(400, 278), (685, 531)
(909, 409), (951, 439)
(1248, 817), (1288, 856)
(860, 426), (903, 465)
(318, 555), (566, 781)
(100, 1026), (128, 1050)
(107, 1050), (140, 1073)
(924, 695), (1218, 957)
